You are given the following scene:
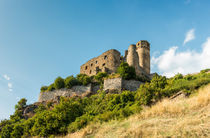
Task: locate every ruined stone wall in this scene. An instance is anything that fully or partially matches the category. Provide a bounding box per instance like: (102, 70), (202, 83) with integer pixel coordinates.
(80, 49), (121, 76)
(38, 85), (92, 102)
(80, 40), (150, 77)
(104, 78), (123, 91)
(104, 77), (143, 92)
(38, 78), (143, 102)
(122, 80), (143, 91)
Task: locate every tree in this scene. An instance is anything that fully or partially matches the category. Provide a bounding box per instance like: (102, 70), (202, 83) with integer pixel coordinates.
(11, 124), (24, 138)
(94, 72), (108, 84)
(47, 84), (55, 91)
(54, 77), (65, 90)
(40, 86), (48, 92)
(65, 76), (79, 89)
(117, 62), (136, 80)
(135, 83), (153, 105)
(15, 98), (27, 110)
(76, 74), (91, 85)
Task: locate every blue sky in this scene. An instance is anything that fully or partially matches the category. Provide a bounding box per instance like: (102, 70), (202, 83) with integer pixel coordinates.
(1, 0), (210, 120)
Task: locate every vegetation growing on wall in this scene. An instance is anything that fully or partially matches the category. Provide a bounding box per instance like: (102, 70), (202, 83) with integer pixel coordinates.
(40, 62), (145, 92)
(117, 62), (136, 80)
(1, 70), (210, 137)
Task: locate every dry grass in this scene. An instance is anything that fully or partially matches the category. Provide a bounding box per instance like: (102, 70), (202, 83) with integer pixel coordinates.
(62, 84), (210, 138)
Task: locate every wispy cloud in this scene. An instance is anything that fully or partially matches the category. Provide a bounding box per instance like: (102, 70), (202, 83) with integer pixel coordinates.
(8, 83), (13, 92)
(152, 37), (210, 77)
(183, 28), (195, 45)
(3, 74), (10, 81)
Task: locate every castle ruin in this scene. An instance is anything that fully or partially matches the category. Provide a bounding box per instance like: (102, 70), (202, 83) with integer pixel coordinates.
(80, 40), (150, 77)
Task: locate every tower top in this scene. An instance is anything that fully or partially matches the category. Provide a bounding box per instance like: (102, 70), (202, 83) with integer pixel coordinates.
(136, 40), (150, 50)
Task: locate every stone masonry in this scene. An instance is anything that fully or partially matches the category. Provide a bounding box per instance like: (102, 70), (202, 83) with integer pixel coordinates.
(38, 78), (143, 102)
(80, 40), (150, 77)
(80, 49), (121, 76)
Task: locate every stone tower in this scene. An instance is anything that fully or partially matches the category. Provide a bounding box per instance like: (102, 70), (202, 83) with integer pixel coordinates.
(80, 40), (150, 77)
(136, 40), (150, 74)
(126, 44), (146, 76)
(127, 44), (138, 67)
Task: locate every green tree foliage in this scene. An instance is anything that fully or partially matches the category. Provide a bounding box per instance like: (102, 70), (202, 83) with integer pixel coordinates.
(11, 123), (24, 138)
(54, 77), (65, 90)
(40, 86), (48, 92)
(15, 98), (27, 110)
(200, 68), (210, 73)
(65, 76), (79, 89)
(76, 74), (91, 85)
(173, 73), (183, 80)
(117, 62), (136, 80)
(94, 72), (108, 84)
(135, 83), (153, 105)
(1, 69), (210, 137)
(30, 99), (83, 136)
(0, 124), (13, 138)
(135, 74), (167, 105)
(47, 84), (55, 91)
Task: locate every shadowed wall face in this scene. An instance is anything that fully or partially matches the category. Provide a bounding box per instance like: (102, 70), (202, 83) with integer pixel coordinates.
(80, 49), (121, 76)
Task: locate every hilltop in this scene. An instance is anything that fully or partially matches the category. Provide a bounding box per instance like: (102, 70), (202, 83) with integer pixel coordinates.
(0, 68), (210, 138)
(67, 83), (210, 138)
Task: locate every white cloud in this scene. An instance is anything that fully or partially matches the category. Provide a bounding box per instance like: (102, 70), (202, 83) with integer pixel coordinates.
(152, 37), (210, 77)
(8, 83), (12, 88)
(183, 28), (195, 45)
(3, 74), (10, 81)
(8, 83), (13, 92)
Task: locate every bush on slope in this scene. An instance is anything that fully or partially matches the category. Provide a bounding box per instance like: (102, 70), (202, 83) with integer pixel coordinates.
(1, 70), (210, 137)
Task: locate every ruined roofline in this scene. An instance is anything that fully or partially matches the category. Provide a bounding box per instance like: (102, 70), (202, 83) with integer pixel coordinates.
(80, 49), (120, 67)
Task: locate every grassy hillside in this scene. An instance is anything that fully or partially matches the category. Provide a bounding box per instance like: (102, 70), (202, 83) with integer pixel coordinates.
(67, 84), (210, 138)
(0, 69), (210, 138)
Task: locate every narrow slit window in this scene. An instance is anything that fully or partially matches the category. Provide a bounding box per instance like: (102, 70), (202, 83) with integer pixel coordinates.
(104, 55), (107, 59)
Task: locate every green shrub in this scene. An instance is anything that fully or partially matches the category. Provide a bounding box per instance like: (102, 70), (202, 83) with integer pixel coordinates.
(2, 69), (210, 137)
(136, 74), (150, 82)
(94, 72), (108, 84)
(34, 104), (47, 113)
(15, 98), (27, 110)
(135, 83), (153, 105)
(117, 62), (136, 80)
(184, 74), (196, 80)
(173, 73), (183, 80)
(11, 123), (24, 138)
(68, 115), (91, 133)
(54, 77), (65, 90)
(200, 68), (210, 73)
(65, 76), (79, 89)
(47, 84), (55, 91)
(76, 74), (91, 85)
(40, 86), (48, 92)
(0, 124), (13, 138)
